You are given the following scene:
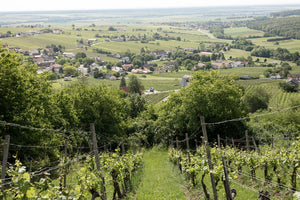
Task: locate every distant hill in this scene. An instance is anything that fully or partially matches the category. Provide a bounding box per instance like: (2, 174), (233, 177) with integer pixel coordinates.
(247, 16), (300, 39)
(1, 5), (300, 26)
(271, 9), (300, 17)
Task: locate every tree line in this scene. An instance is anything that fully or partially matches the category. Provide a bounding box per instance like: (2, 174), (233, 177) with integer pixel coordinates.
(247, 16), (300, 39)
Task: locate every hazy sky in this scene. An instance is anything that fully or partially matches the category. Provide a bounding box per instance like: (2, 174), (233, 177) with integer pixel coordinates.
(1, 0), (299, 12)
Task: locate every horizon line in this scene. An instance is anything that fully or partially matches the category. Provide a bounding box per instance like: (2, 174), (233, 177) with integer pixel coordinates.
(1, 4), (300, 13)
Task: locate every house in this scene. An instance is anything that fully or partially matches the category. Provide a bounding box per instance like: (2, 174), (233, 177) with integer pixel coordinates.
(181, 75), (191, 87)
(240, 75), (253, 80)
(105, 38), (110, 42)
(112, 66), (125, 74)
(270, 73), (282, 79)
(36, 68), (50, 74)
(151, 50), (168, 59)
(112, 53), (121, 59)
(198, 63), (206, 67)
(286, 74), (300, 88)
(33, 56), (45, 63)
(131, 68), (152, 74)
(64, 75), (72, 81)
(111, 66), (123, 74)
(105, 73), (113, 80)
(52, 29), (62, 34)
(110, 76), (117, 81)
(121, 86), (145, 94)
(51, 64), (62, 73)
(90, 62), (100, 70)
(78, 65), (89, 76)
(63, 52), (75, 59)
(122, 64), (133, 71)
(117, 28), (127, 31)
(211, 61), (231, 69)
(194, 63), (206, 71)
(121, 86), (130, 93)
(230, 61), (244, 68)
(287, 74), (300, 81)
(88, 38), (98, 42)
(112, 37), (124, 42)
(163, 62), (178, 71)
(120, 57), (131, 63)
(25, 30), (40, 36)
(286, 79), (299, 88)
(199, 52), (213, 56)
(92, 56), (104, 63)
(30, 49), (40, 56)
(184, 48), (195, 52)
(40, 61), (56, 67)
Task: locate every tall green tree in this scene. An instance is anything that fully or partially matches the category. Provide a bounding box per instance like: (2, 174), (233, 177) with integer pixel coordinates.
(120, 76), (126, 88)
(62, 83), (129, 144)
(128, 93), (146, 118)
(156, 71), (247, 142)
(128, 75), (143, 95)
(0, 47), (63, 162)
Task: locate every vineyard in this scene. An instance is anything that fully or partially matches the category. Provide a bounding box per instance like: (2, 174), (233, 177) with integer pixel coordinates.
(144, 92), (170, 104)
(168, 138), (300, 200)
(0, 120), (299, 199)
(1, 151), (143, 199)
(242, 80), (300, 109)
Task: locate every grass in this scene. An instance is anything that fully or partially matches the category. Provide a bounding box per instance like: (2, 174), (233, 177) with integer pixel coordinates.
(134, 148), (187, 200)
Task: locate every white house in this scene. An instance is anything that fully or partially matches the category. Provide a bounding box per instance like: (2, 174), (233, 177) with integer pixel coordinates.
(63, 52), (75, 59)
(77, 65), (89, 76)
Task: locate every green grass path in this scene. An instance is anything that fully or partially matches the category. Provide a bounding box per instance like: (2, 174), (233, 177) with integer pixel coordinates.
(134, 148), (187, 200)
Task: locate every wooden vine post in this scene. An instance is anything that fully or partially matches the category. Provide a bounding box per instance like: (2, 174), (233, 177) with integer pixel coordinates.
(252, 136), (259, 153)
(90, 123), (107, 200)
(185, 132), (190, 162)
(222, 156), (233, 200)
(245, 130), (249, 152)
(1, 135), (10, 196)
(200, 116), (218, 200)
(217, 134), (221, 148)
(121, 137), (125, 155)
(64, 137), (68, 188)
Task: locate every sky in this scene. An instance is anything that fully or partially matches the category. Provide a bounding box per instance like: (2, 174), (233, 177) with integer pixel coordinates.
(1, 0), (300, 12)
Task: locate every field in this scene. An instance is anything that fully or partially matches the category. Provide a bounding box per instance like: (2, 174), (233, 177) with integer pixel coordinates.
(250, 37), (300, 52)
(224, 27), (264, 37)
(52, 76), (181, 93)
(244, 80), (300, 109)
(218, 67), (272, 77)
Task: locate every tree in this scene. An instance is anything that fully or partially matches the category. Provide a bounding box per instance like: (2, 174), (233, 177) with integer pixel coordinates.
(63, 65), (77, 76)
(279, 82), (298, 92)
(63, 84), (128, 142)
(156, 71), (247, 142)
(75, 52), (87, 60)
(244, 88), (270, 113)
(108, 26), (116, 31)
(128, 93), (146, 118)
(0, 47), (63, 162)
(128, 75), (143, 95)
(120, 76), (126, 88)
